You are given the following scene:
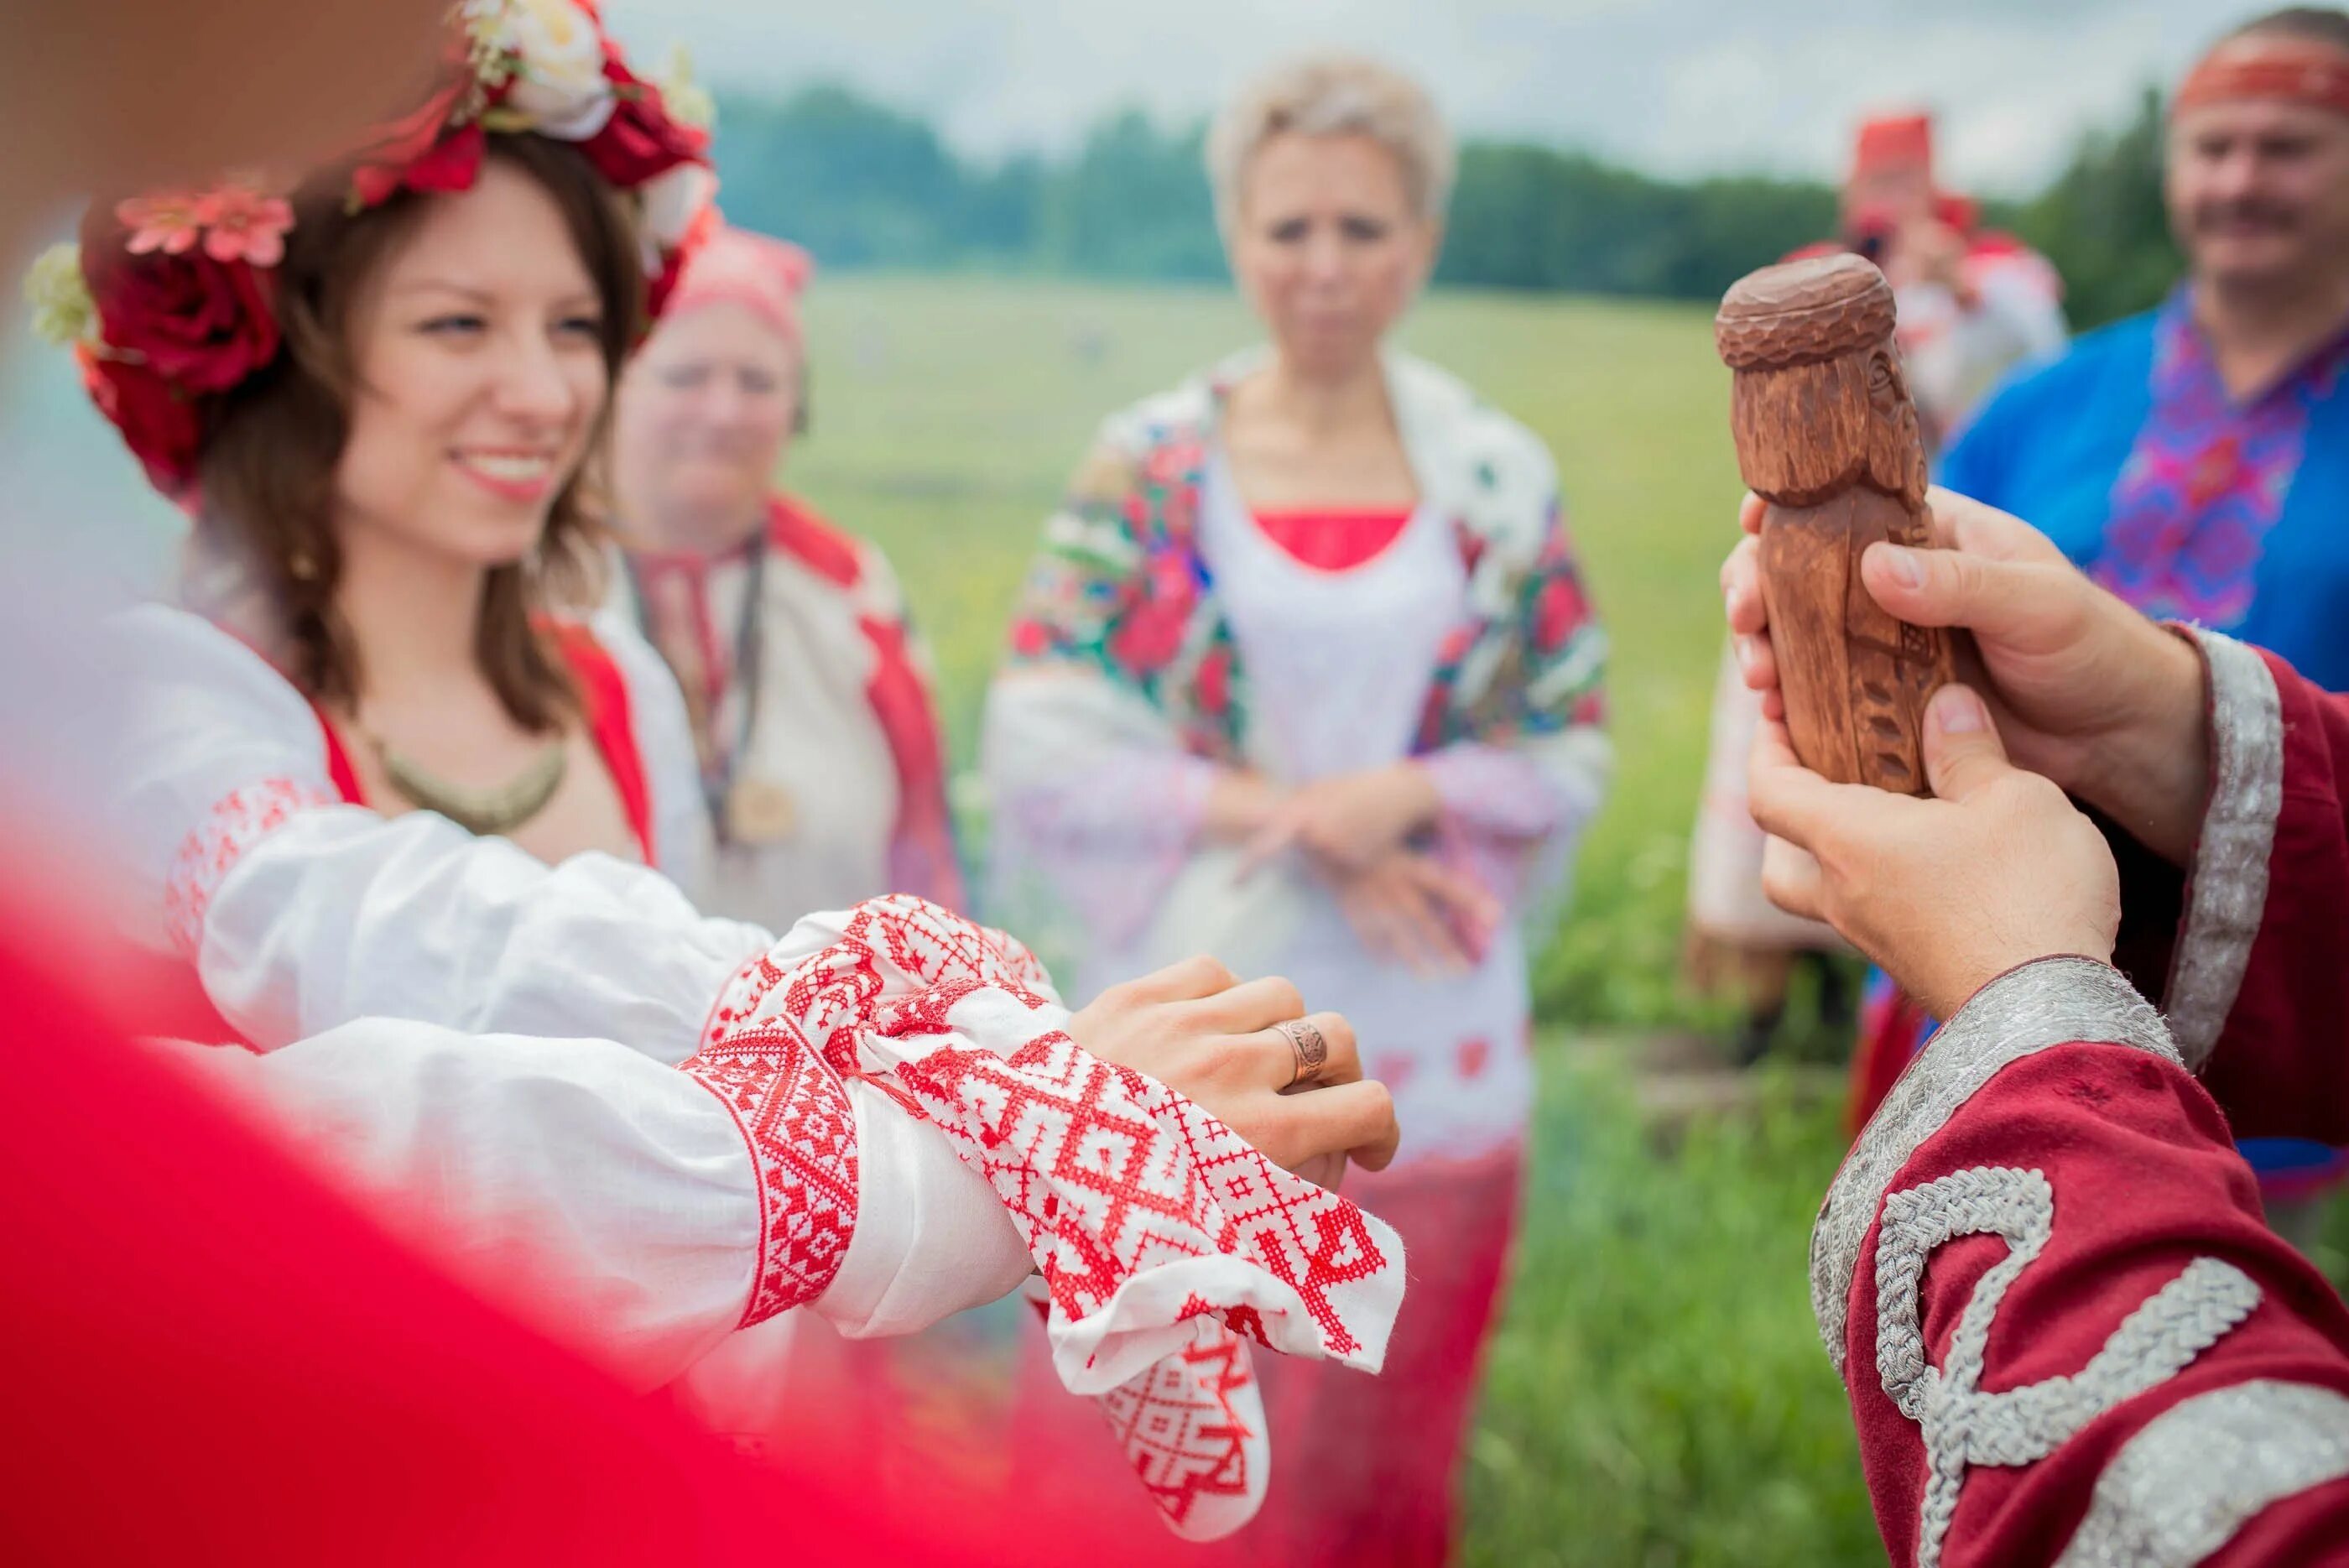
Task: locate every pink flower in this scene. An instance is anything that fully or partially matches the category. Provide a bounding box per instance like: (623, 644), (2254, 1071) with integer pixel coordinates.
(193, 188), (294, 268)
(116, 192), (207, 258)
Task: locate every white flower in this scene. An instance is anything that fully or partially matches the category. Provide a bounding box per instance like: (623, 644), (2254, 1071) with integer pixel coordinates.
(655, 44), (717, 134)
(638, 161), (716, 256)
(469, 0), (614, 141)
(23, 243), (95, 348)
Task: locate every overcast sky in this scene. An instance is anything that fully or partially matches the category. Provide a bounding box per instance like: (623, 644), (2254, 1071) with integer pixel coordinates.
(607, 0), (2237, 194)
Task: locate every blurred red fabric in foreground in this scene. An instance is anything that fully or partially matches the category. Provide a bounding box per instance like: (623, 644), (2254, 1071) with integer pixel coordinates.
(0, 844), (794, 1562)
(0, 831), (1185, 1565)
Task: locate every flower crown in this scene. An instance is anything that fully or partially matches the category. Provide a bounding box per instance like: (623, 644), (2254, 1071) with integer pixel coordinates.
(27, 0), (719, 500)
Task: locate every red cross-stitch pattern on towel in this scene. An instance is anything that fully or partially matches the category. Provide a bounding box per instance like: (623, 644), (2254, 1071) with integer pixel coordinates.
(163, 779), (338, 956)
(705, 895), (1396, 1367)
(679, 1025), (857, 1328)
(1097, 1328), (1261, 1530)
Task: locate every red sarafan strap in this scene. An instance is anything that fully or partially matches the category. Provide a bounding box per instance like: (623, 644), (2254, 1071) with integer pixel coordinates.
(548, 622), (655, 864)
(315, 709), (367, 804)
(1253, 507), (1414, 573)
(766, 491), (862, 589)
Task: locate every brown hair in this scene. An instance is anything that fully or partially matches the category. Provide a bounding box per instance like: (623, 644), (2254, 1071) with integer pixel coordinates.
(193, 133), (645, 732)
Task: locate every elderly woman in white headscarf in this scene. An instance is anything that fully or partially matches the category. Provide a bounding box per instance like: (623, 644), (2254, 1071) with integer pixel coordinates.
(983, 53), (1609, 1563)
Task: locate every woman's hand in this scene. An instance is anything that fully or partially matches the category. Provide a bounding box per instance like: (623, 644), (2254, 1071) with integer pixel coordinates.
(1722, 487), (2211, 863)
(1066, 954), (1400, 1185)
(1203, 768), (1286, 843)
(1324, 852), (1499, 977)
(1747, 682), (2120, 1020)
(1239, 762), (1441, 877)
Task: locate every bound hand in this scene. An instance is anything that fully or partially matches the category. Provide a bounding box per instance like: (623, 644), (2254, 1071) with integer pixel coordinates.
(1722, 487), (2210, 862)
(1747, 682), (2120, 1019)
(1067, 954), (1399, 1187)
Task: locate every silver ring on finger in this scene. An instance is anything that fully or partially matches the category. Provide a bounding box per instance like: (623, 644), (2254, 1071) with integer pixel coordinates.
(1277, 1018), (1330, 1090)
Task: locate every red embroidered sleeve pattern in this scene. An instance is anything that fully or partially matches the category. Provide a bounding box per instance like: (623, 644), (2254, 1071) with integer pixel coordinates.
(1023, 1280), (1268, 1539)
(676, 1025), (857, 1331)
(703, 896), (1408, 1540)
(708, 896), (1402, 1372)
(162, 779), (340, 957)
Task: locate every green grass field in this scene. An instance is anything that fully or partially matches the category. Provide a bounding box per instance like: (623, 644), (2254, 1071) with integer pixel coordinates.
(789, 277), (1880, 1564)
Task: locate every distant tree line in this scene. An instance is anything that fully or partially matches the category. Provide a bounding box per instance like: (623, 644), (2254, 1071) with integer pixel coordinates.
(711, 83), (2181, 331)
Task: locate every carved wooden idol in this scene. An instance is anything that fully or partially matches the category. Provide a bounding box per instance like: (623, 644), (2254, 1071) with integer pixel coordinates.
(1716, 253), (1959, 795)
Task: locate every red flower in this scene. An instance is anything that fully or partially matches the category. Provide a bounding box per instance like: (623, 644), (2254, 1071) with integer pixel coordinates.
(348, 72), (474, 208)
(1533, 572), (1588, 654)
(577, 55), (709, 190)
(1009, 618), (1051, 659)
(1108, 597), (1189, 675)
(1195, 644), (1232, 716)
(79, 346), (206, 496)
(82, 237), (279, 396)
(643, 246), (689, 325)
(397, 122), (489, 198)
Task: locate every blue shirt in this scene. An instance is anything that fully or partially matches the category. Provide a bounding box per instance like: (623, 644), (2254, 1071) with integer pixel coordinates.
(1942, 289), (2349, 691)
(1931, 291), (2349, 1185)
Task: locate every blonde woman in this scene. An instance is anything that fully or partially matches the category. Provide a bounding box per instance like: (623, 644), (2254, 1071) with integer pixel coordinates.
(985, 54), (1609, 1562)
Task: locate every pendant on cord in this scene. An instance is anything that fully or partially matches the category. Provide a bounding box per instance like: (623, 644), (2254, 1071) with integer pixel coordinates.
(725, 774), (799, 845)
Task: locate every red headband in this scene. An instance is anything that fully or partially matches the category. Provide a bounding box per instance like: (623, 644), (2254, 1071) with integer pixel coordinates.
(2176, 36), (2349, 119)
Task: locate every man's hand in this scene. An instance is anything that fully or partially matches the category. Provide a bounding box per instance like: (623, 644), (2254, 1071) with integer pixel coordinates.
(1748, 682), (2121, 1020)
(1723, 487), (2211, 862)
(1067, 954), (1399, 1187)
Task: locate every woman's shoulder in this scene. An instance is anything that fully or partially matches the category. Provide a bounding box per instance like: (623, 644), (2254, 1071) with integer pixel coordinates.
(764, 492), (867, 589)
(104, 602), (315, 718)
(549, 609), (672, 717)
(1090, 368), (1227, 461)
(763, 492), (918, 619)
(1389, 351), (1557, 482)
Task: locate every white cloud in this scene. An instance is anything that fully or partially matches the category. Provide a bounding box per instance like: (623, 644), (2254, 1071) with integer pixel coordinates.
(605, 0), (2234, 192)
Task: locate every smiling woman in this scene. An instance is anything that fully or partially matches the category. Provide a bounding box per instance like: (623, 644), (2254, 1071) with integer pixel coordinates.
(164, 134), (685, 873)
(49, 0), (726, 1025)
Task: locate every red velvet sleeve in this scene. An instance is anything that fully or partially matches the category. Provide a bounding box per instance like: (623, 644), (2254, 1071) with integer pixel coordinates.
(2112, 632), (2349, 1146)
(2192, 644), (2349, 1144)
(1817, 958), (2349, 1567)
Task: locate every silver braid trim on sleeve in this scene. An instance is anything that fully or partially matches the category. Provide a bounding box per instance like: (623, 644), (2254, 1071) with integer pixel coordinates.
(2165, 628), (2282, 1071)
(2052, 1380), (2349, 1568)
(1872, 1161), (2260, 1568)
(1810, 957), (2178, 1377)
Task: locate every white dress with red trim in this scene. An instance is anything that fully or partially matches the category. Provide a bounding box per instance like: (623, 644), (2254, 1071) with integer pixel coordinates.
(102, 602), (749, 1059)
(93, 602), (1404, 1541)
(616, 493), (965, 932)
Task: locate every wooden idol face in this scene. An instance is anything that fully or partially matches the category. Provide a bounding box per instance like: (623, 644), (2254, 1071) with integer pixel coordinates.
(1862, 346), (1930, 509)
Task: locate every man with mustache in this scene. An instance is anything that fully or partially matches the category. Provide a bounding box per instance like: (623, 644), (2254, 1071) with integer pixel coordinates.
(1848, 8), (2349, 1169)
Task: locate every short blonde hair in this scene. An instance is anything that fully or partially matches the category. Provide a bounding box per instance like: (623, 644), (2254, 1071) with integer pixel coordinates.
(1206, 54), (1456, 233)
